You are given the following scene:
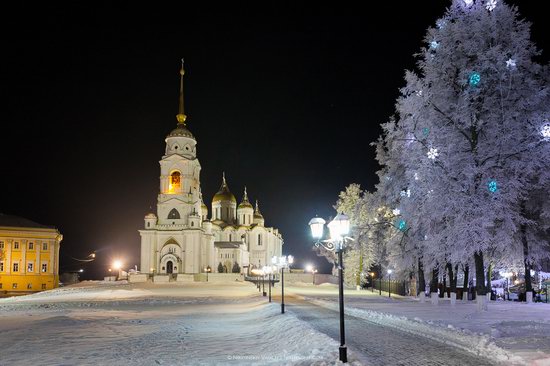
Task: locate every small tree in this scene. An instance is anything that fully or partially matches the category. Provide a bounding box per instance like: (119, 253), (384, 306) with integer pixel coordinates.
(217, 262), (224, 273)
(232, 262), (241, 274)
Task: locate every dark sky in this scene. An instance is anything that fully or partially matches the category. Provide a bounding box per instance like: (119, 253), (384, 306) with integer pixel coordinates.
(2, 1), (548, 278)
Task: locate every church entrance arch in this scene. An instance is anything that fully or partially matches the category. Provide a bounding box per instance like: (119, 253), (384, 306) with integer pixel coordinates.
(166, 261), (174, 274)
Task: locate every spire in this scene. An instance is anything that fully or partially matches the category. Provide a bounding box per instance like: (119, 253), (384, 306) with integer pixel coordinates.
(243, 186), (249, 203)
(222, 171), (227, 186)
(255, 200), (261, 214)
(176, 58), (187, 126)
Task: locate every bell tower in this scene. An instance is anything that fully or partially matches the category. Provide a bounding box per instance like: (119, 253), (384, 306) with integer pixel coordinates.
(157, 59), (202, 227)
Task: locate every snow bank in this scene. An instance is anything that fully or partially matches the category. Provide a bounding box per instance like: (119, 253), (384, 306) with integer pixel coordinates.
(306, 297), (525, 365)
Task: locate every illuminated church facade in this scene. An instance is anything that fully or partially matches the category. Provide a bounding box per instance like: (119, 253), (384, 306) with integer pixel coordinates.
(139, 62), (283, 276)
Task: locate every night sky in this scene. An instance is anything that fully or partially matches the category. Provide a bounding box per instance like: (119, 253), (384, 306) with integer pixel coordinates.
(2, 2), (549, 278)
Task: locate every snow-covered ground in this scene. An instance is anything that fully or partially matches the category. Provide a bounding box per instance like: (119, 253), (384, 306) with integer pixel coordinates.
(286, 283), (550, 365)
(0, 281), (360, 366)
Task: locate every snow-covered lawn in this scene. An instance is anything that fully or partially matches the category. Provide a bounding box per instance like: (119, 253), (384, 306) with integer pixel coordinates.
(287, 283), (550, 365)
(0, 281), (357, 366)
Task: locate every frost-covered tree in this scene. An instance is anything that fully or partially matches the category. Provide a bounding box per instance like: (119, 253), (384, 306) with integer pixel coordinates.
(376, 0), (549, 304)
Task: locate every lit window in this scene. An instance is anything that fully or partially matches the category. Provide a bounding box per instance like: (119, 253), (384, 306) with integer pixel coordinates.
(29, 242), (34, 250)
(27, 283), (32, 289)
(0, 241), (4, 249)
(28, 262), (34, 272)
(12, 283), (17, 289)
(42, 263), (48, 273)
(42, 242), (48, 251)
(14, 242), (20, 250)
(169, 171), (181, 193)
(41, 284), (46, 290)
(13, 263), (19, 272)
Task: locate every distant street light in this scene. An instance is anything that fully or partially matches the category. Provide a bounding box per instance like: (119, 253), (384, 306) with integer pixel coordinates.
(272, 255), (294, 314)
(306, 264), (317, 285)
(309, 213), (352, 363)
(205, 266), (211, 282)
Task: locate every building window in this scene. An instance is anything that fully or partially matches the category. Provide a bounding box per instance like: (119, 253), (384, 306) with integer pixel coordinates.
(29, 242), (34, 250)
(169, 171), (181, 192)
(41, 284), (46, 290)
(0, 262), (3, 272)
(168, 208), (181, 219)
(0, 283), (2, 289)
(147, 222), (150, 228)
(14, 242), (20, 249)
(0, 241), (4, 249)
(42, 242), (48, 251)
(42, 263), (48, 273)
(258, 234), (262, 246)
(13, 263), (19, 272)
(229, 234), (232, 242)
(27, 283), (32, 289)
(12, 283), (17, 289)
(28, 262), (34, 272)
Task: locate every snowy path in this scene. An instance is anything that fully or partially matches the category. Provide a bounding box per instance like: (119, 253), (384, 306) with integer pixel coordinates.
(0, 282), (349, 366)
(284, 294), (496, 366)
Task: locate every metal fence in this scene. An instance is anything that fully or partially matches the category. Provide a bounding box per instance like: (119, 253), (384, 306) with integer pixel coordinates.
(372, 279), (408, 296)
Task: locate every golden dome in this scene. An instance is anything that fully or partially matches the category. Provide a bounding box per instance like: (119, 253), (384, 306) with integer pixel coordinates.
(168, 124), (194, 139)
(238, 186), (253, 209)
(254, 200), (264, 219)
(213, 173), (236, 203)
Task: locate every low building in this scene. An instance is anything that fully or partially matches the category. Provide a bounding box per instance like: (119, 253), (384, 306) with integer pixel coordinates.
(0, 213), (63, 293)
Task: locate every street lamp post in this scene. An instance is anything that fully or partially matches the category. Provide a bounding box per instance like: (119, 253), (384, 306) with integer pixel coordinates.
(371, 272), (375, 293)
(306, 264), (317, 285)
(272, 255), (293, 314)
(205, 266), (211, 282)
(309, 213), (351, 363)
(387, 269), (393, 298)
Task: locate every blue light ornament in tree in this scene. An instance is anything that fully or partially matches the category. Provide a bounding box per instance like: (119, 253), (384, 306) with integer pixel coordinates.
(397, 219), (407, 232)
(487, 179), (498, 193)
(469, 72), (481, 86)
(422, 127), (430, 137)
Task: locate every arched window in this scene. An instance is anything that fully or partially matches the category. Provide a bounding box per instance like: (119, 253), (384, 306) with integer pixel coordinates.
(169, 171), (181, 193)
(258, 234), (262, 246)
(168, 208), (181, 219)
(229, 234), (232, 242)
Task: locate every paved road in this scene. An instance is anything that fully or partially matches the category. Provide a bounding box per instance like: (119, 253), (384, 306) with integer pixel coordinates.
(282, 294), (497, 366)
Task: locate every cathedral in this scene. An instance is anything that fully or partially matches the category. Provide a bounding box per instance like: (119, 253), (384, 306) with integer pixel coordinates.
(139, 62), (283, 277)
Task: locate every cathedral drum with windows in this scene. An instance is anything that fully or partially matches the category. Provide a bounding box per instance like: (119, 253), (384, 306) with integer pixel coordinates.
(139, 62), (283, 278)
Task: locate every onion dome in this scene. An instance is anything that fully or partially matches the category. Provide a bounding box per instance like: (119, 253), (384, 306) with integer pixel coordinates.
(168, 124), (194, 139)
(212, 172), (236, 203)
(238, 186), (253, 209)
(254, 200), (264, 219)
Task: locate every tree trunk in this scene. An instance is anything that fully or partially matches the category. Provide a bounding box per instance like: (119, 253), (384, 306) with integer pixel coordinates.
(441, 271), (447, 298)
(474, 251), (486, 296)
(486, 262), (493, 294)
(446, 263), (457, 294)
(463, 265), (469, 293)
(430, 268), (439, 294)
(417, 259), (426, 296)
(522, 224), (533, 293)
(452, 265), (458, 293)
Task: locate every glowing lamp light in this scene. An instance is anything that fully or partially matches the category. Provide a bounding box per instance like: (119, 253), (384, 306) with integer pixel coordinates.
(306, 264), (313, 273)
(487, 179), (498, 193)
(113, 260), (122, 270)
(430, 41), (439, 49)
(308, 217), (326, 240)
(288, 255), (294, 265)
(463, 0), (473, 6)
(327, 213), (350, 240)
(387, 269), (393, 274)
(469, 72), (481, 86)
(541, 123), (550, 139)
